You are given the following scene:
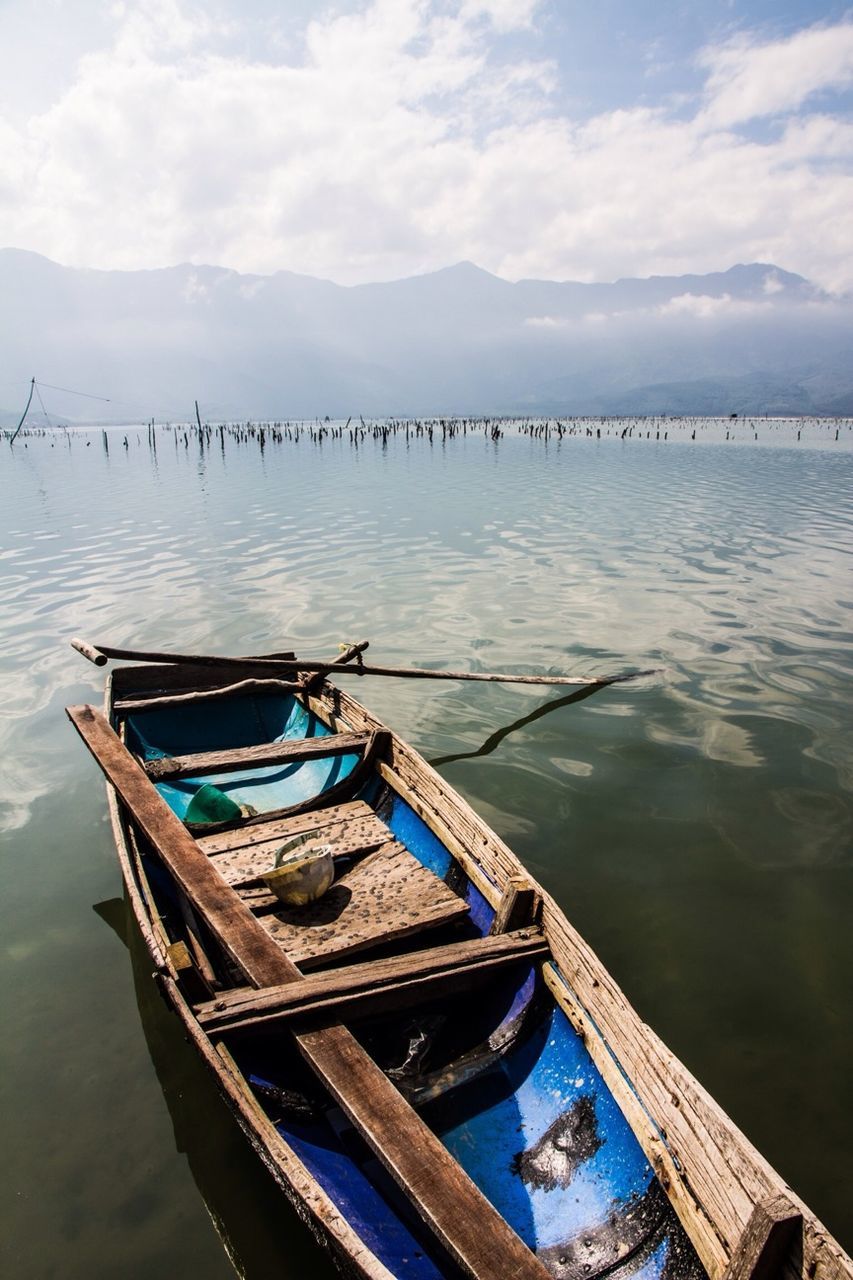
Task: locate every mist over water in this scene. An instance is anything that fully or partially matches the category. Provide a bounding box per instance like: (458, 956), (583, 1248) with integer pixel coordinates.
(1, 420), (851, 1275)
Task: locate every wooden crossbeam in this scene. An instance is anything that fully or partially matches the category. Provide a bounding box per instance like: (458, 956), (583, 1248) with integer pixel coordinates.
(196, 928), (548, 1034)
(722, 1194), (803, 1280)
(66, 704), (550, 1280)
(183, 730), (389, 835)
(144, 731), (371, 781)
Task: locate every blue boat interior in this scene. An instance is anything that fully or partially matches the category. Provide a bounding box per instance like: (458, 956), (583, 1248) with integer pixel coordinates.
(121, 685), (705, 1280)
(125, 692), (360, 822)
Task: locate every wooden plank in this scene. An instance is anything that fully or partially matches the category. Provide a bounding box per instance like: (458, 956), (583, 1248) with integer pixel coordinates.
(209, 813), (391, 889)
(186, 730), (389, 835)
(260, 840), (470, 967)
(196, 929), (548, 1033)
(110, 660), (284, 695)
(82, 642), (297, 668)
(375, 760), (502, 907)
(295, 1021), (552, 1278)
(490, 875), (540, 934)
(177, 891), (220, 990)
(67, 704), (303, 987)
(197, 799), (373, 855)
(206, 1036), (398, 1280)
(722, 1196), (803, 1280)
(144, 731), (371, 781)
(66, 703), (551, 1280)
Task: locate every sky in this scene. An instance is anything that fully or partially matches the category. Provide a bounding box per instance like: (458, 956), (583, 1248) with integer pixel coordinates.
(1, 0), (853, 290)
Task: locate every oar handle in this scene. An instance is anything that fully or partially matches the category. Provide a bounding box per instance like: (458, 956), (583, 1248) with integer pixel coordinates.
(71, 637), (108, 666)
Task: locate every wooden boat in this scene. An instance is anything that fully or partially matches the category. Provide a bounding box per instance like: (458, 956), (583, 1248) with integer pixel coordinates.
(66, 646), (852, 1280)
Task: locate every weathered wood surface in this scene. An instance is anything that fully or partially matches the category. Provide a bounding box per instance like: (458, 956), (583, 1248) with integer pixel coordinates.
(144, 730), (371, 781)
(197, 799), (377, 856)
(205, 1034), (399, 1280)
(68, 703), (306, 985)
(88, 641), (642, 687)
(303, 639), (369, 693)
(313, 661), (644, 687)
(71, 635), (108, 665)
(260, 840), (470, 967)
(541, 962), (721, 1274)
(722, 1195), (803, 1280)
(188, 730), (389, 836)
(177, 891), (220, 990)
(209, 813), (390, 891)
(68, 702), (551, 1280)
(295, 1022), (552, 1279)
(76, 641), (296, 668)
(307, 681), (853, 1280)
(110, 660), (283, 695)
(197, 928), (548, 1034)
(376, 760), (501, 906)
(490, 875), (540, 935)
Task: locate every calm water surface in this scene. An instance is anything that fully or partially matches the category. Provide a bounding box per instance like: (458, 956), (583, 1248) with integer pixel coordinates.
(1, 420), (852, 1276)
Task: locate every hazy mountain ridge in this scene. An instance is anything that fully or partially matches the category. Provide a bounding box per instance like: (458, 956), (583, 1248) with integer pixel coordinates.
(2, 249), (851, 422)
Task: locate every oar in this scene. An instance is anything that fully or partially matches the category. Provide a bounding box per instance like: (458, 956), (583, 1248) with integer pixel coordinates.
(70, 637), (656, 688)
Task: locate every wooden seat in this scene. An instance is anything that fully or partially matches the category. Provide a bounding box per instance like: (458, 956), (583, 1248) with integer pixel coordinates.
(199, 799), (471, 969)
(260, 840), (470, 968)
(143, 730), (372, 781)
(198, 800), (391, 886)
(195, 929), (549, 1034)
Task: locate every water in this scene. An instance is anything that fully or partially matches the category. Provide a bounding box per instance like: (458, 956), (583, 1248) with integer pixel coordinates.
(1, 420), (851, 1276)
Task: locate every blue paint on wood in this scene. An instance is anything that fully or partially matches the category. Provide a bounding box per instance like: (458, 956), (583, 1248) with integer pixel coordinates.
(433, 1002), (655, 1253)
(383, 791), (496, 934)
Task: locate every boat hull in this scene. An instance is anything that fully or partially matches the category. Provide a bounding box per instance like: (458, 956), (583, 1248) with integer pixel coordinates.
(76, 659), (852, 1280)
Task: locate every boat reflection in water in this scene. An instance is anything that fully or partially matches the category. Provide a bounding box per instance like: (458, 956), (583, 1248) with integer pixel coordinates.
(94, 895), (339, 1280)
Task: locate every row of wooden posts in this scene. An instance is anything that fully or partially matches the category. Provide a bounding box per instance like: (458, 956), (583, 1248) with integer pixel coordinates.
(6, 413), (851, 451)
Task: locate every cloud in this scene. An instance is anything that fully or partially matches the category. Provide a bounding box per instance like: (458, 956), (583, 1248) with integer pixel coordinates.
(1, 4), (853, 291)
(699, 20), (853, 129)
(657, 292), (769, 319)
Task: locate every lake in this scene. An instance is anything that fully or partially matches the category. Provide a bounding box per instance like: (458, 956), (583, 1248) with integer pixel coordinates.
(1, 417), (851, 1276)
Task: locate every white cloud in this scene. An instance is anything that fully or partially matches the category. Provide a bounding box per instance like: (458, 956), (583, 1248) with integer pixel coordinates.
(699, 20), (853, 129)
(1, 4), (853, 291)
(657, 292), (769, 319)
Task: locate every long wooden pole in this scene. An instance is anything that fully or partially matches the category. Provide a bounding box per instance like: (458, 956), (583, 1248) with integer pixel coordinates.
(70, 638), (296, 668)
(307, 662), (654, 687)
(10, 377), (35, 444)
(70, 638), (655, 688)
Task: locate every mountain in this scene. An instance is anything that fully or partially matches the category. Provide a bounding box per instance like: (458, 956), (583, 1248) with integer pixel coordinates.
(1, 249), (851, 421)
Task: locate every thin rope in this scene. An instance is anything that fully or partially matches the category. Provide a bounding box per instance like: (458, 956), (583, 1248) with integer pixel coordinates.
(35, 380), (111, 402)
(34, 382), (55, 429)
